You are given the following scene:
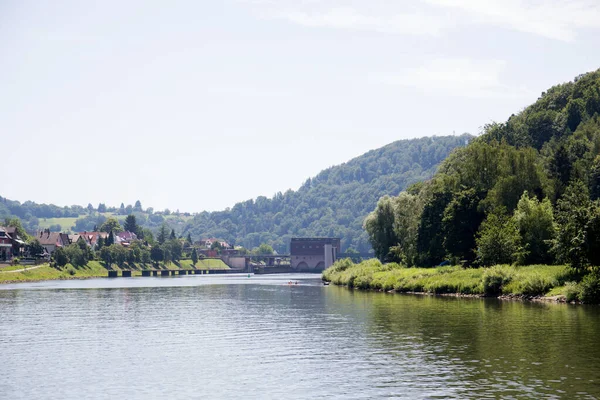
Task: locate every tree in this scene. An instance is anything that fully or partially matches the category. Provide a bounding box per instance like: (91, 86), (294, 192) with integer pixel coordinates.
(166, 239), (183, 263)
(186, 233), (193, 245)
(27, 238), (44, 258)
(191, 248), (198, 266)
(106, 230), (115, 246)
(4, 218), (30, 240)
(134, 200), (143, 212)
(87, 203), (94, 213)
(97, 236), (105, 251)
(53, 247), (69, 267)
(416, 188), (453, 267)
(170, 229), (176, 240)
(554, 180), (591, 271)
(391, 192), (423, 266)
(100, 246), (113, 267)
(513, 192), (556, 265)
(442, 189), (484, 266)
(476, 209), (519, 266)
(119, 203), (126, 215)
(150, 246), (164, 265)
(124, 214), (139, 235)
(211, 240), (224, 254)
(157, 224), (169, 244)
(65, 242), (88, 267)
(97, 203), (107, 213)
(100, 217), (123, 233)
(139, 227), (154, 244)
(364, 196), (399, 262)
(254, 243), (274, 255)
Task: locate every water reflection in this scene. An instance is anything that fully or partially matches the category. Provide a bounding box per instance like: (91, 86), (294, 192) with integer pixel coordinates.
(0, 276), (599, 399)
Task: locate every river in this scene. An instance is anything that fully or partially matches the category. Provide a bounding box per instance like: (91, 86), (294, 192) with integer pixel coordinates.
(1, 273), (599, 399)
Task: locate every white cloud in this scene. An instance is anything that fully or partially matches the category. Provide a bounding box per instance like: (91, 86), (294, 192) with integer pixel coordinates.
(273, 7), (446, 36)
(375, 58), (534, 99)
(244, 0), (600, 41)
(425, 0), (600, 41)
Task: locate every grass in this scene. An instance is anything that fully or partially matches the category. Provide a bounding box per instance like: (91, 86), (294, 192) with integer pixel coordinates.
(323, 258), (576, 298)
(0, 258), (230, 284)
(37, 217), (79, 232)
(179, 258), (230, 269)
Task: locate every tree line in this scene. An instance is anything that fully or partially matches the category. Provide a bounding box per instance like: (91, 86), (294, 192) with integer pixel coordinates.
(365, 69), (600, 273)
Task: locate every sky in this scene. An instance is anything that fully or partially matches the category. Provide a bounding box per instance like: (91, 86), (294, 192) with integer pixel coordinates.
(1, 0), (600, 213)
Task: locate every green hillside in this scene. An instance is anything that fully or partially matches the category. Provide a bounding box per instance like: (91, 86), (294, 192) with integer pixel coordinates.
(181, 135), (472, 253)
(1, 135), (472, 253)
(366, 69), (600, 269)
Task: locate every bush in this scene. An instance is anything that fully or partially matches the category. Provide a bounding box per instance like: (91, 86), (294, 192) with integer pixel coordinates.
(66, 266), (77, 276)
(579, 272), (600, 304)
(563, 281), (580, 302)
(481, 266), (513, 295)
(519, 273), (556, 296)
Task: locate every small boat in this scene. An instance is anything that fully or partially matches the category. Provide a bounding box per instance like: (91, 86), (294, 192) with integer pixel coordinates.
(323, 281), (330, 286)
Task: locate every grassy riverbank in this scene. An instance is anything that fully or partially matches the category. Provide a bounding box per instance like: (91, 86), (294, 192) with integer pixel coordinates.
(323, 259), (600, 303)
(0, 258), (230, 284)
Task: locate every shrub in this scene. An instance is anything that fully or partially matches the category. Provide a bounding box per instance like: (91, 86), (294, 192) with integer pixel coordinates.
(563, 281), (580, 302)
(66, 266), (77, 276)
(481, 266), (513, 295)
(519, 273), (556, 296)
(579, 272), (600, 304)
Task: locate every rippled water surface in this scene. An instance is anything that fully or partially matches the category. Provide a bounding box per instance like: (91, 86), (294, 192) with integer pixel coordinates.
(1, 274), (600, 399)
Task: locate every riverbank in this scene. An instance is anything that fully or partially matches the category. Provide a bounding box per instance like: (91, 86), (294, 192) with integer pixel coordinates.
(0, 259), (230, 284)
(322, 259), (600, 304)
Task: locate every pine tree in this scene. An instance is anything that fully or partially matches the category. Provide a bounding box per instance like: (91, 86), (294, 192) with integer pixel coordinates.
(191, 248), (198, 266)
(106, 231), (115, 246)
(124, 214), (138, 234)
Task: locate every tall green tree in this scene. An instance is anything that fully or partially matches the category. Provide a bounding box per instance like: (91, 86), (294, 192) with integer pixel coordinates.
(442, 189), (484, 265)
(416, 188), (453, 266)
(191, 248), (198, 266)
(106, 231), (115, 246)
(100, 217), (123, 233)
(124, 214), (139, 234)
(390, 192), (423, 266)
(513, 192), (556, 265)
(554, 180), (591, 271)
(53, 247), (70, 268)
(157, 224), (169, 244)
(476, 208), (519, 266)
(364, 196), (399, 262)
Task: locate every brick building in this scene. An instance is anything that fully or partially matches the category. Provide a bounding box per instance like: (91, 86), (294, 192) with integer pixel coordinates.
(290, 238), (340, 272)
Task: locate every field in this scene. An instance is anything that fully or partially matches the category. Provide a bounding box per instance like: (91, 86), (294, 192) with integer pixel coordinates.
(36, 217), (79, 232)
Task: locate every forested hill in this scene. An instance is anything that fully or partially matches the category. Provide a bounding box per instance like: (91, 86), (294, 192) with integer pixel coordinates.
(365, 69), (600, 269)
(182, 134), (472, 253)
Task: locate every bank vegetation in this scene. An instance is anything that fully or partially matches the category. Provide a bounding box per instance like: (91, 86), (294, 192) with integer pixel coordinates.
(323, 259), (600, 303)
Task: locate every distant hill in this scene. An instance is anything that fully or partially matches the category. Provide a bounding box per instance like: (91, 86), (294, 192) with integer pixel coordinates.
(181, 134), (473, 253)
(0, 134), (472, 253)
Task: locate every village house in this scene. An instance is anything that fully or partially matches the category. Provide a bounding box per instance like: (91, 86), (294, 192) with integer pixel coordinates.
(78, 231), (109, 249)
(200, 238), (230, 249)
(34, 229), (70, 255)
(0, 227), (18, 262)
(115, 231), (137, 246)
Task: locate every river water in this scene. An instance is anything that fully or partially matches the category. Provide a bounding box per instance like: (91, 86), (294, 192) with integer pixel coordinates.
(1, 274), (599, 399)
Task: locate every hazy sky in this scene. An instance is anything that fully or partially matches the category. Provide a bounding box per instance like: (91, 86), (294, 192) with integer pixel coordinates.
(2, 0), (600, 213)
